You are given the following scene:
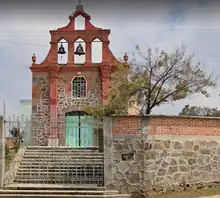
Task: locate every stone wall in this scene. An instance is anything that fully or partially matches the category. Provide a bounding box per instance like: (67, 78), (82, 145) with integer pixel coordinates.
(103, 116), (220, 195)
(32, 74), (50, 146)
(109, 137), (220, 194)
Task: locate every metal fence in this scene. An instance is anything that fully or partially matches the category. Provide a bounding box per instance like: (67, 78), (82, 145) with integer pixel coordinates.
(3, 115), (104, 186)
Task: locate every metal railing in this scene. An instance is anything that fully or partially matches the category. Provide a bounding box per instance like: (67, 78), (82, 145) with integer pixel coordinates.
(3, 115), (104, 186)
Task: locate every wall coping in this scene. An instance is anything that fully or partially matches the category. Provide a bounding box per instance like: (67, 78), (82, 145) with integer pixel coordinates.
(112, 114), (220, 120)
(20, 99), (32, 104)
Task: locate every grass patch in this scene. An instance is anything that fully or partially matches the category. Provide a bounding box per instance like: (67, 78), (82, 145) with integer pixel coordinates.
(150, 187), (220, 198)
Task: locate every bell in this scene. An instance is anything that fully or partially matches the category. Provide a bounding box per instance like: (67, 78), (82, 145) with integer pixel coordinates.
(74, 43), (85, 56)
(57, 43), (66, 54)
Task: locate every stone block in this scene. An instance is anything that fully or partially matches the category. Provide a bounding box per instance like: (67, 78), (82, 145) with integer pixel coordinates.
(182, 151), (194, 157)
(168, 166), (178, 175)
(154, 141), (164, 150)
(118, 162), (131, 173)
(207, 141), (218, 149)
(172, 141), (183, 150)
(163, 140), (171, 149)
(184, 141), (194, 151)
(145, 150), (159, 160)
(179, 165), (190, 172)
(158, 168), (167, 176)
(199, 148), (211, 155)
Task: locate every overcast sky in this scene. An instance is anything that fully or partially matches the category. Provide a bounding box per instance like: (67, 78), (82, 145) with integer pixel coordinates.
(0, 0), (220, 116)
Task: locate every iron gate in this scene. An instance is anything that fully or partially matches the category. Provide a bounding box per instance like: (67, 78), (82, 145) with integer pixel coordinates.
(3, 115), (104, 186)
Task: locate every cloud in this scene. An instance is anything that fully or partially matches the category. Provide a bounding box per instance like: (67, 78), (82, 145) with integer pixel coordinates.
(151, 0), (220, 114)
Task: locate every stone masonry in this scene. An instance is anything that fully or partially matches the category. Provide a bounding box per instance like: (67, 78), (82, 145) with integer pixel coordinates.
(57, 74), (102, 145)
(32, 74), (50, 146)
(104, 115), (220, 195)
(31, 72), (102, 146)
(109, 138), (220, 194)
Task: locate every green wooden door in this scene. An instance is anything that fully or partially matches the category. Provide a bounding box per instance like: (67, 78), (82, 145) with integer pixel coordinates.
(65, 112), (93, 147)
(65, 115), (80, 147)
(80, 116), (93, 147)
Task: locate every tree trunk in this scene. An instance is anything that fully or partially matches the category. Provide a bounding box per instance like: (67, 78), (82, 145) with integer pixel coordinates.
(145, 108), (151, 115)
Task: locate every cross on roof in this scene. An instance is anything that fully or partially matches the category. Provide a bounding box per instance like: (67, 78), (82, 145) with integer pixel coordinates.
(76, 0), (83, 10)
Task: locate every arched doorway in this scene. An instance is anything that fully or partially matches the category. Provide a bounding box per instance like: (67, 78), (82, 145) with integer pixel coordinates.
(65, 111), (93, 147)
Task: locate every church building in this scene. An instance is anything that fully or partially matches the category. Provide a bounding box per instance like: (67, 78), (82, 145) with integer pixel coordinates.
(30, 2), (128, 146)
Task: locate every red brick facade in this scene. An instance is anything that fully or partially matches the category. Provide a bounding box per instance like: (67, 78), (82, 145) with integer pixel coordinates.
(112, 115), (220, 136)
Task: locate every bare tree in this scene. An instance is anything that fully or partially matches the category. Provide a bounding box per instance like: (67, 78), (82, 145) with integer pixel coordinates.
(85, 44), (217, 116)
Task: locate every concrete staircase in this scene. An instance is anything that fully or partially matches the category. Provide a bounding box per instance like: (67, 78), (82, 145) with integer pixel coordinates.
(3, 146), (131, 198)
(11, 146), (104, 186)
(1, 185), (131, 198)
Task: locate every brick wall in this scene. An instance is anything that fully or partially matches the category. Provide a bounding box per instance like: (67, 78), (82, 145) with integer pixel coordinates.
(112, 116), (141, 134)
(112, 115), (220, 136)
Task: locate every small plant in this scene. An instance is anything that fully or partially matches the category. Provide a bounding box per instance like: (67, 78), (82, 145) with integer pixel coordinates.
(9, 127), (24, 152)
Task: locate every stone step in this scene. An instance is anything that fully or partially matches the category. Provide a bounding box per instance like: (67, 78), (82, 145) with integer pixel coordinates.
(20, 159), (104, 166)
(24, 151), (103, 154)
(17, 166), (103, 170)
(23, 152), (101, 156)
(21, 158), (104, 164)
(22, 156), (104, 160)
(21, 159), (103, 163)
(17, 167), (103, 171)
(21, 161), (103, 164)
(26, 146), (99, 151)
(5, 183), (105, 190)
(22, 156), (104, 161)
(13, 178), (104, 185)
(17, 168), (104, 172)
(17, 165), (104, 172)
(16, 172), (103, 176)
(14, 174), (103, 179)
(15, 173), (104, 178)
(23, 152), (102, 155)
(17, 165), (103, 170)
(0, 194), (131, 198)
(0, 189), (118, 195)
(17, 169), (103, 173)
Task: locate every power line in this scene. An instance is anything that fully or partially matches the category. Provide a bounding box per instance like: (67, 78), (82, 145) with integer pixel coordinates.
(2, 39), (220, 57)
(0, 40), (48, 47)
(0, 40), (138, 54)
(0, 40), (108, 46)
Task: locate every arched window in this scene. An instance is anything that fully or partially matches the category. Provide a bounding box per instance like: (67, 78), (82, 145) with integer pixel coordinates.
(72, 76), (87, 98)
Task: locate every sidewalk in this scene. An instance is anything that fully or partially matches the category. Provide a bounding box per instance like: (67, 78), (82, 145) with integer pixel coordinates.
(199, 196), (220, 198)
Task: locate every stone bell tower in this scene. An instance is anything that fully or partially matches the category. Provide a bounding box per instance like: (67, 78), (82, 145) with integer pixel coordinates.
(30, 2), (127, 146)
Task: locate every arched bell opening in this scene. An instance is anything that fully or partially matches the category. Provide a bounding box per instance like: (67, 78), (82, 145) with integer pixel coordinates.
(92, 38), (102, 64)
(57, 39), (68, 65)
(74, 38), (86, 64)
(74, 15), (85, 30)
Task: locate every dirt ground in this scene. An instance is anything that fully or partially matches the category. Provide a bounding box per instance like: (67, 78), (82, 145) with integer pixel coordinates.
(150, 188), (220, 198)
